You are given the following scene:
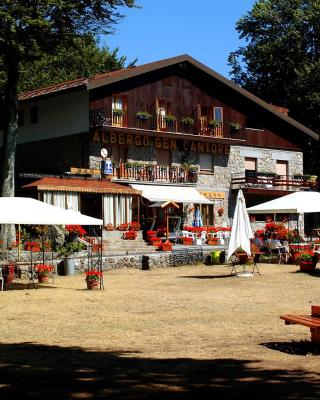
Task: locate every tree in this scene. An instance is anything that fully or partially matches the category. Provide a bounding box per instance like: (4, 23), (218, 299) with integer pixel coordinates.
(0, 1), (136, 244)
(0, 0), (136, 198)
(228, 0), (320, 134)
(18, 35), (137, 93)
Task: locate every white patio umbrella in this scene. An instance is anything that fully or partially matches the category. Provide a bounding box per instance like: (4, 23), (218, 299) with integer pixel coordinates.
(227, 190), (254, 260)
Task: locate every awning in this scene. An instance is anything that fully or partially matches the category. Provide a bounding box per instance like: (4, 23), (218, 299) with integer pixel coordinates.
(130, 184), (212, 204)
(23, 177), (141, 195)
(0, 197), (102, 225)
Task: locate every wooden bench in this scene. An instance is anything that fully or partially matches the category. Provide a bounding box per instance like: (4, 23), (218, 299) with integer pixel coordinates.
(280, 305), (320, 343)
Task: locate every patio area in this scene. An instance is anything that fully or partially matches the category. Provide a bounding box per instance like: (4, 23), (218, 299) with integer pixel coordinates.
(1, 263), (320, 399)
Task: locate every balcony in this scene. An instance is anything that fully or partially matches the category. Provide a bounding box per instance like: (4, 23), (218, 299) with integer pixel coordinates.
(111, 163), (197, 184)
(231, 173), (318, 192)
(89, 108), (245, 140)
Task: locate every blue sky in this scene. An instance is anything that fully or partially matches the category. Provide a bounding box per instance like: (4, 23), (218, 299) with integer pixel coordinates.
(102, 0), (256, 78)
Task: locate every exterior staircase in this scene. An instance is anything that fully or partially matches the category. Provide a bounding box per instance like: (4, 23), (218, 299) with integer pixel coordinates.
(101, 230), (156, 256)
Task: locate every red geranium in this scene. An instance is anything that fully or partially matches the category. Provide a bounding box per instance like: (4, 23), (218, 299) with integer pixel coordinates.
(34, 264), (54, 276)
(85, 270), (103, 280)
(65, 225), (87, 237)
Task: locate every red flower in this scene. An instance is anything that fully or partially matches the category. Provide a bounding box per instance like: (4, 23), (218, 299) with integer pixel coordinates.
(85, 270), (103, 280)
(34, 264), (54, 276)
(65, 225), (87, 236)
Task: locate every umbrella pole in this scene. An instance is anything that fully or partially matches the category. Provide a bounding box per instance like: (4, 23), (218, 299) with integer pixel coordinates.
(18, 224), (21, 262)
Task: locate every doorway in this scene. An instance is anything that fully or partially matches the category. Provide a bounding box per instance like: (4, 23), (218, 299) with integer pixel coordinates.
(80, 193), (102, 220)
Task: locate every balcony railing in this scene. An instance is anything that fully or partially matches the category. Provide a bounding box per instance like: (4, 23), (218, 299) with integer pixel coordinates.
(231, 173), (318, 192)
(89, 108), (245, 140)
(111, 163), (197, 184)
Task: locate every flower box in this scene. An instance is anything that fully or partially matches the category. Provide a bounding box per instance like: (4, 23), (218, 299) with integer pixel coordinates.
(105, 223), (114, 231)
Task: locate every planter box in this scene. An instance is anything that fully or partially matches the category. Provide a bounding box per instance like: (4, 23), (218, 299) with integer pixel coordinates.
(300, 261), (316, 272)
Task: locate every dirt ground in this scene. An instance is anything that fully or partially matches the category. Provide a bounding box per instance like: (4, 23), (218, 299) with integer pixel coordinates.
(0, 263), (320, 399)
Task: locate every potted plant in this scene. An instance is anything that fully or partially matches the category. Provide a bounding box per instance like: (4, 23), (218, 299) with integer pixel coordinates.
(125, 162), (133, 170)
(158, 240), (172, 251)
(118, 223), (128, 231)
(136, 111), (152, 120)
(164, 114), (176, 123)
(129, 221), (140, 231)
(217, 206), (224, 216)
(235, 248), (249, 264)
(85, 270), (103, 290)
(34, 264), (54, 283)
(181, 117), (194, 126)
(112, 109), (123, 117)
(229, 122), (242, 131)
(295, 251), (318, 272)
(105, 223), (114, 231)
(208, 120), (220, 129)
(123, 230), (137, 240)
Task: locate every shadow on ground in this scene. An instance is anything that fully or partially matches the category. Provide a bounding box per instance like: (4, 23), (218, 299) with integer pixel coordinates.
(261, 341), (320, 356)
(0, 343), (319, 399)
(179, 274), (233, 279)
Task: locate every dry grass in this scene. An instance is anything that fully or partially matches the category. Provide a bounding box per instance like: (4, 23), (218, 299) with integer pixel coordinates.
(1, 263), (320, 399)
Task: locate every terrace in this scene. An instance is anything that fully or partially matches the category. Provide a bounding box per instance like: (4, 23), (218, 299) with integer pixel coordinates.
(110, 163), (197, 184)
(89, 108), (245, 141)
(231, 172), (318, 193)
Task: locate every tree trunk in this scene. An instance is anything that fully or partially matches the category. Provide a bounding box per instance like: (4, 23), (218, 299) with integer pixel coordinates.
(0, 53), (19, 248)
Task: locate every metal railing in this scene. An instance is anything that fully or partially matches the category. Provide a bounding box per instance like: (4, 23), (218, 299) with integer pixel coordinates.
(231, 173), (318, 191)
(111, 163), (197, 184)
(89, 107), (245, 139)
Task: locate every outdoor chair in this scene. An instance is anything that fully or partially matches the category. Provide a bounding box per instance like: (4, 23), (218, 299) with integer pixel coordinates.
(268, 241), (289, 264)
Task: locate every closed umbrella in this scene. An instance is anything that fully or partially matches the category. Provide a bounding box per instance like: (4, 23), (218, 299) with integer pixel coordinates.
(227, 190), (253, 260)
(193, 206), (203, 227)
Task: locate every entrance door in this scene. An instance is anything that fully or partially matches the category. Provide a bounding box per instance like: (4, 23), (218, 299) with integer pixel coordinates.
(276, 160), (288, 190)
(80, 194), (102, 220)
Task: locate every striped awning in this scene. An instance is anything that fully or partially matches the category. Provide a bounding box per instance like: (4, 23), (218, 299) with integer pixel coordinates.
(23, 177), (141, 195)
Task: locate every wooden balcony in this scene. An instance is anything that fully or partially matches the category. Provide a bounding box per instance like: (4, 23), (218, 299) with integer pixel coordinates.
(231, 173), (318, 193)
(89, 108), (245, 140)
(111, 163), (197, 184)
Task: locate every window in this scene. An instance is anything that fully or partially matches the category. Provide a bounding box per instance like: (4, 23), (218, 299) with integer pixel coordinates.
(245, 157), (257, 171)
(112, 95), (127, 127)
(214, 107), (223, 122)
(199, 154), (213, 171)
(18, 110), (24, 127)
(30, 106), (38, 124)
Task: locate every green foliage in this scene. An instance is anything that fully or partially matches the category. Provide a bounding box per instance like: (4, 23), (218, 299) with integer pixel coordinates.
(208, 120), (220, 128)
(18, 35), (136, 93)
(136, 111), (152, 119)
(164, 114), (176, 122)
(181, 117), (194, 125)
(57, 241), (85, 257)
(0, 0), (138, 199)
(228, 0), (320, 172)
(230, 122), (242, 129)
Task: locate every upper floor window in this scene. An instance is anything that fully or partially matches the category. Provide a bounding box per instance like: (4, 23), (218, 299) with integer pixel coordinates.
(30, 106), (38, 124)
(214, 107), (223, 123)
(156, 98), (175, 131)
(199, 154), (213, 172)
(112, 95), (127, 127)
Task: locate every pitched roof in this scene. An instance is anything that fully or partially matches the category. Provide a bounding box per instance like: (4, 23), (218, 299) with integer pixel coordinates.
(18, 54), (319, 140)
(23, 177), (141, 195)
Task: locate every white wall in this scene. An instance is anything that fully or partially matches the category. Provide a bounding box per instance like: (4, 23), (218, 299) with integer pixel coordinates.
(0, 90), (89, 146)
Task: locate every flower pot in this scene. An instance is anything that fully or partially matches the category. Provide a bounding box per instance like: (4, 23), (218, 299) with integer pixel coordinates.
(86, 278), (99, 290)
(38, 274), (49, 283)
(299, 261), (316, 272)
